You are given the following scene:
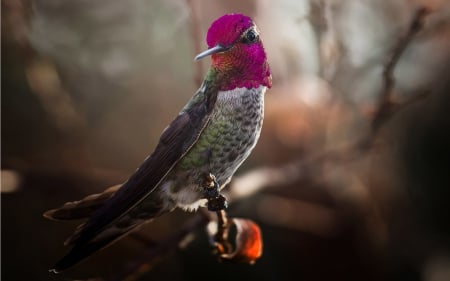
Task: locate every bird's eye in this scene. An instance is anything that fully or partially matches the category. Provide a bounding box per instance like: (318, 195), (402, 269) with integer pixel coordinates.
(244, 29), (258, 43)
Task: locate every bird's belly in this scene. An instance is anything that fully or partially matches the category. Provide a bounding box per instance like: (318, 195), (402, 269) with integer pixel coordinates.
(166, 86), (265, 209)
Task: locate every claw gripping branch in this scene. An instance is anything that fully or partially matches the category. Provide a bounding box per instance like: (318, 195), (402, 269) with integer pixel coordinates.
(203, 173), (228, 211)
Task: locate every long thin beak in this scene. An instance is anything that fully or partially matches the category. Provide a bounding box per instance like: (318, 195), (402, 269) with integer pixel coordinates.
(194, 44), (230, 61)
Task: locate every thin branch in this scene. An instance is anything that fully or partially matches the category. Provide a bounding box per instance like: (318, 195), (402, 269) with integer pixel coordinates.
(372, 7), (429, 132)
(213, 210), (232, 255)
(107, 214), (209, 281)
(186, 0), (204, 86)
(227, 141), (363, 203)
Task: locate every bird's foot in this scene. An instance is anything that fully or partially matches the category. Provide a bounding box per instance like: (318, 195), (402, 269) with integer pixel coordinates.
(203, 173), (228, 212)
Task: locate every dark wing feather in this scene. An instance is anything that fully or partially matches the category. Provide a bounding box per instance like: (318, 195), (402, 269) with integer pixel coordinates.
(75, 83), (216, 245)
(44, 185), (120, 221)
(52, 82), (218, 271)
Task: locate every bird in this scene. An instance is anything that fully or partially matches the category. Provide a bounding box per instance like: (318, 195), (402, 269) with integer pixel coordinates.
(44, 13), (272, 273)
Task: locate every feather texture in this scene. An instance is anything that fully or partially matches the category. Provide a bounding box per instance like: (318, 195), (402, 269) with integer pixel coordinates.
(43, 185), (120, 221)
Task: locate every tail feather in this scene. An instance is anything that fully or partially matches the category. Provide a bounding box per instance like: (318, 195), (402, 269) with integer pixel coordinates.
(44, 185), (120, 221)
(47, 186), (175, 273)
(64, 222), (87, 246)
(50, 224), (142, 273)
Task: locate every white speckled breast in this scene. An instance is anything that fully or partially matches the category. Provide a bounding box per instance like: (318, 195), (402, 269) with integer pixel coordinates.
(166, 85), (266, 209)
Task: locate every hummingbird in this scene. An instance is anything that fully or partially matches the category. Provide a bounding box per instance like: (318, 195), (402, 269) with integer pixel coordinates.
(44, 13), (272, 273)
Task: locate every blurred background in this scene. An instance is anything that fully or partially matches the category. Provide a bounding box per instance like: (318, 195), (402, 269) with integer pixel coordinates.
(2, 0), (450, 280)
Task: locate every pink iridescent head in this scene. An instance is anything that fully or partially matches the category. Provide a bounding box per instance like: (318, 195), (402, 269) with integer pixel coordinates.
(195, 14), (272, 91)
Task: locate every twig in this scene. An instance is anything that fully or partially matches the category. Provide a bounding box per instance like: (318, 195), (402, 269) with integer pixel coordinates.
(213, 210), (232, 255)
(227, 141), (363, 202)
(108, 171), (233, 281)
(372, 7), (429, 132)
(186, 0), (204, 86)
(107, 214), (209, 281)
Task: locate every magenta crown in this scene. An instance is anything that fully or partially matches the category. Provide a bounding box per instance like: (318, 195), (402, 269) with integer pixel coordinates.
(206, 14), (254, 48)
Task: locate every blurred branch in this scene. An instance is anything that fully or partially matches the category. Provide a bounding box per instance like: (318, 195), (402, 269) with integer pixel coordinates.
(253, 194), (342, 237)
(310, 0), (342, 81)
(105, 182), (264, 281)
(186, 0), (204, 86)
(3, 0), (87, 136)
(106, 213), (209, 281)
(372, 7), (429, 132)
(227, 141), (362, 202)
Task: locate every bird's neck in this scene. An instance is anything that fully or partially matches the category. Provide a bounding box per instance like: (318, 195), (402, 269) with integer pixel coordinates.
(209, 51), (272, 91)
